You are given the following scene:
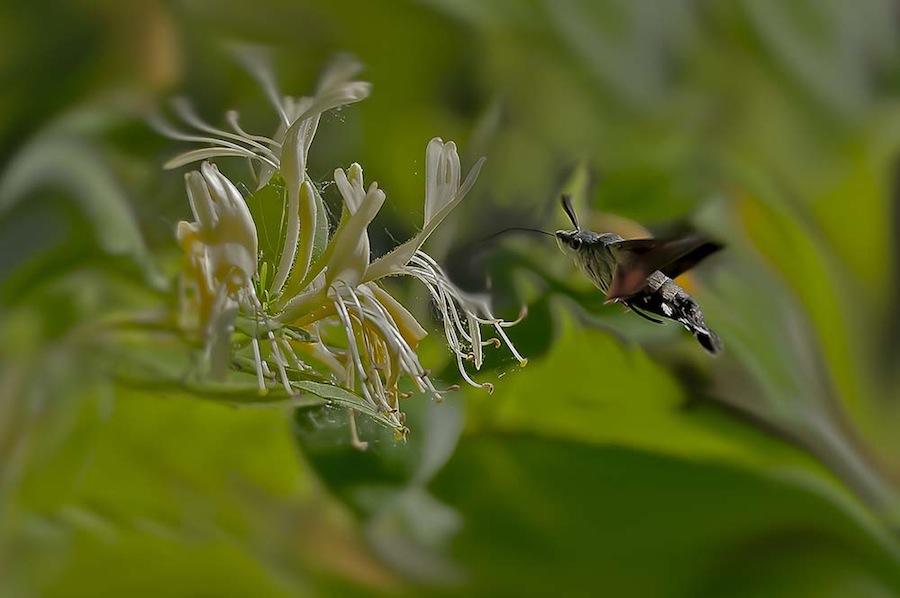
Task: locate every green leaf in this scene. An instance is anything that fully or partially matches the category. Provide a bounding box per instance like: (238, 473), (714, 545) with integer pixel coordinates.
(294, 380), (401, 431)
(244, 176), (288, 294)
(293, 394), (466, 506)
(0, 106), (158, 286)
(467, 311), (826, 473)
(430, 435), (900, 597)
(275, 180), (335, 304)
(293, 395), (467, 582)
(10, 388), (392, 596)
(309, 181), (331, 265)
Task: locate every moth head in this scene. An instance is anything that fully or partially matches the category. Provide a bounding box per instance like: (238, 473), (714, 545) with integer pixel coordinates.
(555, 229), (586, 257)
(556, 194), (584, 256)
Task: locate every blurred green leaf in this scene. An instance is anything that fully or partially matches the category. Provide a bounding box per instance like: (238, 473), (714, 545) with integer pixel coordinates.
(430, 435), (900, 597)
(741, 0), (897, 118)
(0, 102), (158, 286)
(467, 310), (827, 474)
(9, 389), (402, 596)
(294, 395), (467, 583)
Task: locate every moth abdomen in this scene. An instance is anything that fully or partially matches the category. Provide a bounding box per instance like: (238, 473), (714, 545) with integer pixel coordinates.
(626, 279), (722, 354)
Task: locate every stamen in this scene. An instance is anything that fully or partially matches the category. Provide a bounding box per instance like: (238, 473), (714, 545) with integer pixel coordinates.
(493, 323), (528, 366)
(251, 337), (267, 394)
(280, 337), (309, 371)
(151, 113), (280, 171)
(335, 280), (388, 405)
(453, 348), (491, 390)
(267, 337), (295, 396)
(498, 304), (529, 327)
(362, 292), (430, 379)
(166, 147), (278, 171)
(226, 110), (283, 149)
(467, 311), (484, 367)
(403, 250), (528, 385)
(348, 409), (369, 451)
(172, 98), (281, 164)
(331, 289), (377, 408)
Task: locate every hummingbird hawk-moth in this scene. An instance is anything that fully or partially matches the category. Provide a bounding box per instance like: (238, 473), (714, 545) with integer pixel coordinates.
(554, 195), (723, 354)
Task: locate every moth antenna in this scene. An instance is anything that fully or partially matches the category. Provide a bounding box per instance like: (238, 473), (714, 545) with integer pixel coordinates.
(480, 227), (555, 243)
(561, 194), (580, 230)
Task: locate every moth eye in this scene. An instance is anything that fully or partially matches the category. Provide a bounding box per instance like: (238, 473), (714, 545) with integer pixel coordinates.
(570, 238), (582, 249)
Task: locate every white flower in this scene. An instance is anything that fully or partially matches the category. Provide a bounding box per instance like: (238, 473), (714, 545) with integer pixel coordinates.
(176, 162), (260, 377)
(179, 162), (258, 286)
(154, 53), (371, 297)
(159, 55), (525, 437)
(364, 138), (484, 281)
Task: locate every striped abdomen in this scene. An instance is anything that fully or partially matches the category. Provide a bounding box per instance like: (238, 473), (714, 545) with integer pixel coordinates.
(627, 274), (722, 354)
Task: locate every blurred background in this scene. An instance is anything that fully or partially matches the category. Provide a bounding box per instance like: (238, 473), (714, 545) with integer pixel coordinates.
(3, 0), (900, 595)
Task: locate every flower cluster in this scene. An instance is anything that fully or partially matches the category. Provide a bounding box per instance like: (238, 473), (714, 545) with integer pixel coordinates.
(155, 55), (525, 437)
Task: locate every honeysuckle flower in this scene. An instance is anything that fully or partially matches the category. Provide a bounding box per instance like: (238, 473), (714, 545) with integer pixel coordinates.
(176, 162), (260, 376)
(159, 55), (525, 437)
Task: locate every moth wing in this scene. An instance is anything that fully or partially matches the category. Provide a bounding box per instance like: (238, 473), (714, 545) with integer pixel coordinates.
(606, 236), (721, 300)
(658, 240), (722, 279)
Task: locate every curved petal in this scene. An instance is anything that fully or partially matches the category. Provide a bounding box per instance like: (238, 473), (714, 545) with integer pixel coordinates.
(327, 182), (385, 287)
(424, 138), (461, 225)
(334, 163), (367, 214)
(184, 163), (259, 282)
(369, 282), (428, 347)
(184, 170), (218, 230)
(365, 151), (485, 282)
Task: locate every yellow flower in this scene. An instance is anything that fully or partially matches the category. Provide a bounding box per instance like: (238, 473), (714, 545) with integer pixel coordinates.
(158, 55), (525, 435)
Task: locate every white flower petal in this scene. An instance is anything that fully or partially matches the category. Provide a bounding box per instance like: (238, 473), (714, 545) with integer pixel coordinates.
(327, 182), (385, 287)
(229, 44), (291, 127)
(308, 55), (371, 116)
(424, 138), (460, 225)
(185, 163), (259, 281)
(364, 140), (485, 282)
(334, 163), (367, 215)
(424, 137), (444, 214)
(184, 171), (218, 229)
(165, 148), (266, 171)
(316, 54), (365, 95)
(456, 154), (485, 203)
(369, 283), (428, 347)
(202, 163), (258, 246)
